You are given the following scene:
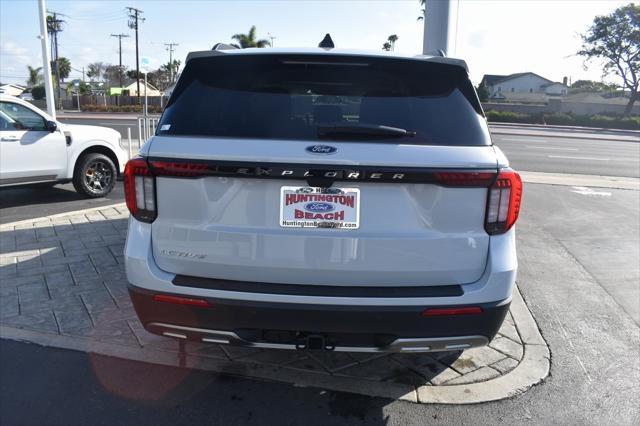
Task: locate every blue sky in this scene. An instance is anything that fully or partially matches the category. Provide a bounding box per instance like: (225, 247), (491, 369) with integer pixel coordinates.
(0, 0), (629, 86)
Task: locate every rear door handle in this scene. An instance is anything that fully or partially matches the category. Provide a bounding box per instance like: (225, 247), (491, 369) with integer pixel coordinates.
(1, 136), (19, 141)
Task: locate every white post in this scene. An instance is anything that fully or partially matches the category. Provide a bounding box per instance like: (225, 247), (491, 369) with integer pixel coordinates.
(144, 74), (148, 117)
(422, 0), (454, 56)
(127, 127), (132, 159)
(38, 0), (56, 118)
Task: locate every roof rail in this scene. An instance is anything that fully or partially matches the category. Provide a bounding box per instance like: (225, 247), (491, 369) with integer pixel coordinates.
(211, 43), (238, 51)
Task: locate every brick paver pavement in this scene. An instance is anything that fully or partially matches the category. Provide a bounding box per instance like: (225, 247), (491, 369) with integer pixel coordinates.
(0, 206), (526, 391)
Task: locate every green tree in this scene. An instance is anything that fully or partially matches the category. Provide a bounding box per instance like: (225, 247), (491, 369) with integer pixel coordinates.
(231, 26), (271, 48)
(51, 57), (71, 81)
(387, 34), (399, 51)
(578, 3), (639, 116)
(103, 64), (124, 87)
(31, 85), (45, 100)
(382, 41), (392, 51)
(26, 65), (42, 87)
(86, 62), (105, 81)
(476, 83), (490, 102)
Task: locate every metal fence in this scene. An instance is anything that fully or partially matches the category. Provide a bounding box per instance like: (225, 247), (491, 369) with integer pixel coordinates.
(121, 116), (160, 159)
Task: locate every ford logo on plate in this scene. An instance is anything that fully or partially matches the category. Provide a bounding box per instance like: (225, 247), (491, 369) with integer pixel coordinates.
(305, 202), (335, 213)
(306, 145), (337, 155)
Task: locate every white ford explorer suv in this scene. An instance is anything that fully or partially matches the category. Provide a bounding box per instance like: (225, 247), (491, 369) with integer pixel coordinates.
(0, 95), (127, 197)
(124, 44), (522, 353)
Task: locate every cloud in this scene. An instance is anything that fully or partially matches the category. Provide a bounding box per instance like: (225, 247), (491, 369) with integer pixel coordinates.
(467, 29), (489, 49)
(1, 40), (33, 65)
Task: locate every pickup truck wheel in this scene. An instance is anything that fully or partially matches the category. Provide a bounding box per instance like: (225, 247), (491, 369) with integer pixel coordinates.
(73, 153), (116, 198)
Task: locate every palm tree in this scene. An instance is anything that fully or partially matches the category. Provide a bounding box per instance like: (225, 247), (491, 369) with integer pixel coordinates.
(417, 0), (426, 21)
(382, 42), (392, 51)
(231, 26), (271, 48)
(26, 65), (42, 87)
(54, 57), (71, 81)
(387, 34), (398, 51)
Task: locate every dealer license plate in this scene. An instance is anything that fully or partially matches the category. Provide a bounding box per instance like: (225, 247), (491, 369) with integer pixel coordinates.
(279, 186), (360, 229)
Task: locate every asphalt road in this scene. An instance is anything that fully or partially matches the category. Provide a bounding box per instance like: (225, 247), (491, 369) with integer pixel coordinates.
(1, 183), (638, 425)
(492, 132), (639, 178)
(57, 115), (640, 178)
(0, 183), (124, 224)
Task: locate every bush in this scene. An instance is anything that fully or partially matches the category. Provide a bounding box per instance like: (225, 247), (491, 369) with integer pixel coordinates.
(485, 110), (537, 124)
(485, 110), (639, 130)
(31, 85), (45, 100)
(79, 104), (163, 113)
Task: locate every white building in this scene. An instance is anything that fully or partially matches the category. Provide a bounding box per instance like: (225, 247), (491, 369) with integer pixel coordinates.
(0, 83), (26, 97)
(124, 80), (162, 97)
(480, 73), (568, 98)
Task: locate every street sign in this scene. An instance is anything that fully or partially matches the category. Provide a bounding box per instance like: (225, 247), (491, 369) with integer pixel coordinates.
(141, 56), (151, 74)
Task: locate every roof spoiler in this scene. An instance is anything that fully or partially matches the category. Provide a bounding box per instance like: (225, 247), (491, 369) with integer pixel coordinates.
(211, 43), (238, 51)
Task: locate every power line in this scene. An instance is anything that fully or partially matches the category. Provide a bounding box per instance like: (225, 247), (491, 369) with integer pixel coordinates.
(164, 42), (179, 84)
(126, 6), (144, 102)
(111, 33), (130, 87)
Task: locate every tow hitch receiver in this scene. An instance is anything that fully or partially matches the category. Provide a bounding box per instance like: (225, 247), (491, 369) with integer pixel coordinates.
(295, 334), (335, 351)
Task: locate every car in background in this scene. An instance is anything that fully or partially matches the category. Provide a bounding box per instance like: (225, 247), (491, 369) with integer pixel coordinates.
(18, 92), (34, 101)
(0, 94), (128, 197)
(124, 44), (522, 353)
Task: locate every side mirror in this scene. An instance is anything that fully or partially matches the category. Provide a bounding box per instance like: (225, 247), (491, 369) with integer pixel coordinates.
(45, 120), (57, 132)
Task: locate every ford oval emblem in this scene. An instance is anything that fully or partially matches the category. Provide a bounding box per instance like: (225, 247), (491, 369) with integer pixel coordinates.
(306, 145), (337, 155)
(304, 202), (335, 213)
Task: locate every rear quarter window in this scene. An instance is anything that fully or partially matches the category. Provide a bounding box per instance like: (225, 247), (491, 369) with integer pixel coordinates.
(159, 53), (490, 146)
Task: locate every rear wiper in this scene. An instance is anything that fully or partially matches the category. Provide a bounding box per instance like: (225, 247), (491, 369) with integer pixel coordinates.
(317, 123), (416, 139)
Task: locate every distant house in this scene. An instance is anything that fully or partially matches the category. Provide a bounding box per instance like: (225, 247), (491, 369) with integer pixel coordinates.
(123, 80), (162, 97)
(0, 83), (26, 96)
(480, 73), (568, 98)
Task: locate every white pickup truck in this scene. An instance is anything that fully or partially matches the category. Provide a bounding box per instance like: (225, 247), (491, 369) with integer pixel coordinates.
(0, 95), (128, 197)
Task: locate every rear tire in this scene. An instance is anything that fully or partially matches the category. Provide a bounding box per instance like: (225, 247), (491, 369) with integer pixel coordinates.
(72, 153), (116, 198)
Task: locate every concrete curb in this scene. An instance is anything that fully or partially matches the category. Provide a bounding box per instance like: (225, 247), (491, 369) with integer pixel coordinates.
(0, 286), (549, 404)
(0, 203), (126, 229)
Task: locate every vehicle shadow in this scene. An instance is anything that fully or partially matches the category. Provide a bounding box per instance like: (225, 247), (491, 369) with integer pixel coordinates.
(0, 183), (124, 224)
(0, 185), (86, 209)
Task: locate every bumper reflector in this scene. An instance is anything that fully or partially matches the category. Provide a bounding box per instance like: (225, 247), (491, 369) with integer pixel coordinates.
(152, 294), (210, 308)
(422, 307), (482, 317)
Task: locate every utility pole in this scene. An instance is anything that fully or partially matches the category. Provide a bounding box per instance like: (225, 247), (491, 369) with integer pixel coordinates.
(111, 33), (130, 87)
(164, 42), (178, 84)
(47, 11), (64, 109)
(126, 7), (144, 103)
(422, 0), (456, 56)
(38, 0), (55, 117)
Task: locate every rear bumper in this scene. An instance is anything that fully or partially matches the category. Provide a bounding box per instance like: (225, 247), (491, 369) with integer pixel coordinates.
(125, 216), (517, 352)
(129, 285), (509, 352)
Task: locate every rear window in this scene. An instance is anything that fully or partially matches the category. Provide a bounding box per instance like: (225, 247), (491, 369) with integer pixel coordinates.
(159, 53), (490, 146)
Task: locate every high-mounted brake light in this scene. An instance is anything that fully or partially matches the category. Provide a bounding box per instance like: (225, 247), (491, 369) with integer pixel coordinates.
(123, 157), (157, 223)
(485, 169), (522, 235)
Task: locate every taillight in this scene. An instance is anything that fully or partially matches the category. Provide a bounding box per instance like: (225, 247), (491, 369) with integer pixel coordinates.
(485, 169), (522, 235)
(433, 171), (497, 187)
(123, 157), (157, 223)
(149, 161), (209, 177)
